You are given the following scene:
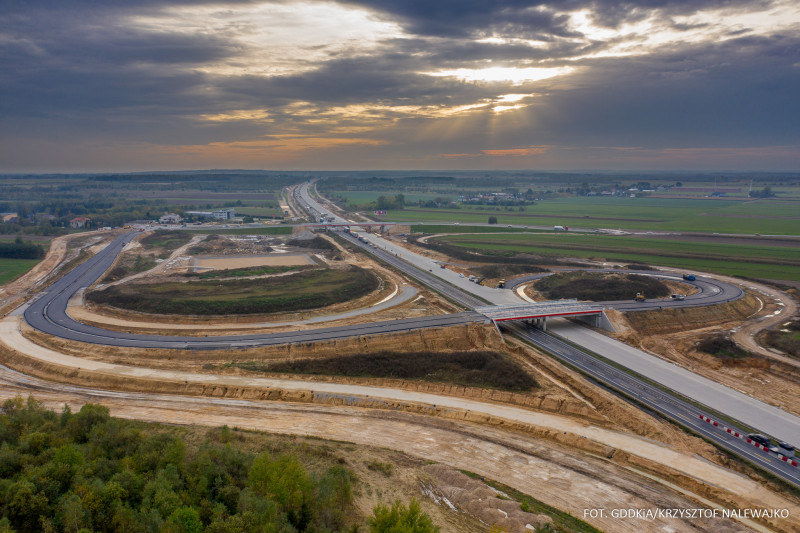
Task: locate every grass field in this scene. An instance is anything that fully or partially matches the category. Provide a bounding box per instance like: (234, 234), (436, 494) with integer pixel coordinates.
(192, 264), (308, 279)
(409, 224), (528, 233)
(87, 266), (379, 315)
(385, 196), (800, 235)
(434, 233), (800, 281)
(0, 258), (40, 285)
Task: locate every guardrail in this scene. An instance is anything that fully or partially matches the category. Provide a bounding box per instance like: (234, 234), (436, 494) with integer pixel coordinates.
(699, 414), (798, 467)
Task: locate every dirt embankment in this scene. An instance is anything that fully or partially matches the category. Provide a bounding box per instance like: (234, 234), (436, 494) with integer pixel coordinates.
(22, 321), (504, 365)
(8, 333), (800, 533)
(623, 293), (762, 335)
(606, 290), (800, 417)
(17, 323), (602, 420)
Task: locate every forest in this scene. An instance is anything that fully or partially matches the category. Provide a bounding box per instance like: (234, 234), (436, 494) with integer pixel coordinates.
(0, 397), (438, 533)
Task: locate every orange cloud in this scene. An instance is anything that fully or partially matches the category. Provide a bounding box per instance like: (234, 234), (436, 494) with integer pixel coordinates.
(155, 136), (387, 160)
(441, 145), (552, 158)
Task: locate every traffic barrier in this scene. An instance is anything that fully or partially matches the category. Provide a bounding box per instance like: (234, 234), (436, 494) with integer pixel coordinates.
(698, 414), (798, 468)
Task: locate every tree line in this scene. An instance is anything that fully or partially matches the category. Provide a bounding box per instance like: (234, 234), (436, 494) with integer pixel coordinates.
(0, 237), (45, 259)
(0, 397), (439, 533)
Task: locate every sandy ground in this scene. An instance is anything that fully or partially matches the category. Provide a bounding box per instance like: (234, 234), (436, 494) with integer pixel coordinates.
(107, 233), (205, 286)
(3, 314), (800, 530)
(0, 360), (791, 532)
(194, 253), (314, 269)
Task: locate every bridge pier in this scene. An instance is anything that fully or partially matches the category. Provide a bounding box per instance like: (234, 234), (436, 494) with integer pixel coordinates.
(529, 317), (547, 331)
(574, 310), (616, 332)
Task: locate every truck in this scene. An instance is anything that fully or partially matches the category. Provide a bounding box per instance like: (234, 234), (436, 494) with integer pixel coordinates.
(682, 274), (696, 281)
(468, 275), (476, 282)
(553, 225), (567, 231)
(671, 293), (686, 300)
(497, 279), (506, 289)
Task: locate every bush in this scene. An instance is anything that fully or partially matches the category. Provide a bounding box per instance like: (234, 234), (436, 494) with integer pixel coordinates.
(229, 350), (537, 392)
(696, 335), (754, 359)
(368, 499), (438, 533)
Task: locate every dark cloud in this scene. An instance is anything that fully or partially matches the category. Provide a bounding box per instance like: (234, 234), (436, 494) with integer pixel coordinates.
(348, 0), (769, 34)
(0, 0), (797, 171)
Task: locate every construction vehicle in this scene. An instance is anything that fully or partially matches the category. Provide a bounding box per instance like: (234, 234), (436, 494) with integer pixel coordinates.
(683, 274), (696, 281)
(634, 292), (646, 302)
(497, 279), (506, 288)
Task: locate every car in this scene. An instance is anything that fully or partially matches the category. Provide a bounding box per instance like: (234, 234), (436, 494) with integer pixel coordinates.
(748, 434), (770, 446)
(459, 273), (465, 278)
(507, 225), (513, 227)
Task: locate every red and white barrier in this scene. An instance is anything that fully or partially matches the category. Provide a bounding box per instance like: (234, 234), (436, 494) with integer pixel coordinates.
(698, 414), (798, 467)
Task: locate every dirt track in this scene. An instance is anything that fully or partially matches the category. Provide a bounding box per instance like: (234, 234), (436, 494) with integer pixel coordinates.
(0, 362), (782, 533)
(4, 314), (800, 532)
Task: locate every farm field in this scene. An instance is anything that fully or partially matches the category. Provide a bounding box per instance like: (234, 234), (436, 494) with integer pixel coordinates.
(0, 258), (41, 285)
(434, 232), (800, 281)
(409, 224), (529, 233)
(384, 196), (800, 235)
(327, 189), (450, 204)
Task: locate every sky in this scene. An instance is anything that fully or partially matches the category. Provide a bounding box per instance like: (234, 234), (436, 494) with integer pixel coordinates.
(1, 0), (799, 172)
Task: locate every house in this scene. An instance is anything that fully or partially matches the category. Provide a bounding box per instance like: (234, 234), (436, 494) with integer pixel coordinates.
(159, 213), (182, 224)
(186, 208), (235, 221)
(70, 217), (91, 229)
(1, 213), (19, 224)
(212, 208), (235, 220)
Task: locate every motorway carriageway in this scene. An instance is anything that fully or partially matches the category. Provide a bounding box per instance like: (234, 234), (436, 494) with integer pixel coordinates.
(294, 182), (800, 483)
(16, 182), (800, 485)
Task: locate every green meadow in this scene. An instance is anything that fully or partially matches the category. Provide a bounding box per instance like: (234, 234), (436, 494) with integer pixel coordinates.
(385, 196), (800, 235)
(0, 258), (41, 285)
(433, 232), (800, 281)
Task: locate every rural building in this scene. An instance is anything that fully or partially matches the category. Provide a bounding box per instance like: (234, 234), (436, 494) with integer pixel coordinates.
(187, 208), (235, 220)
(159, 213), (182, 224)
(1, 213), (19, 223)
(212, 208), (235, 220)
(70, 216), (91, 229)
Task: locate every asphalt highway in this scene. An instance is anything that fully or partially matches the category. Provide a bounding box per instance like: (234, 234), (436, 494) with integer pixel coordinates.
(23, 234), (481, 349)
(507, 270), (745, 311)
(17, 180), (800, 487)
(509, 323), (800, 488)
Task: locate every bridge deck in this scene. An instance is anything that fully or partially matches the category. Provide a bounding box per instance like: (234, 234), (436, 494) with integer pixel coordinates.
(476, 302), (604, 322)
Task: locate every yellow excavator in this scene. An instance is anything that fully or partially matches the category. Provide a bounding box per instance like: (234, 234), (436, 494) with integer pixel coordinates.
(634, 292), (646, 302)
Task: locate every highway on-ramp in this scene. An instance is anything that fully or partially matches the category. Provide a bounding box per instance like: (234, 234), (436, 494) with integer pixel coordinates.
(13, 180), (800, 487)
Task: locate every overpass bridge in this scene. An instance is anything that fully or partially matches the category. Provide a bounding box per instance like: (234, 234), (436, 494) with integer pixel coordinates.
(475, 301), (614, 331)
